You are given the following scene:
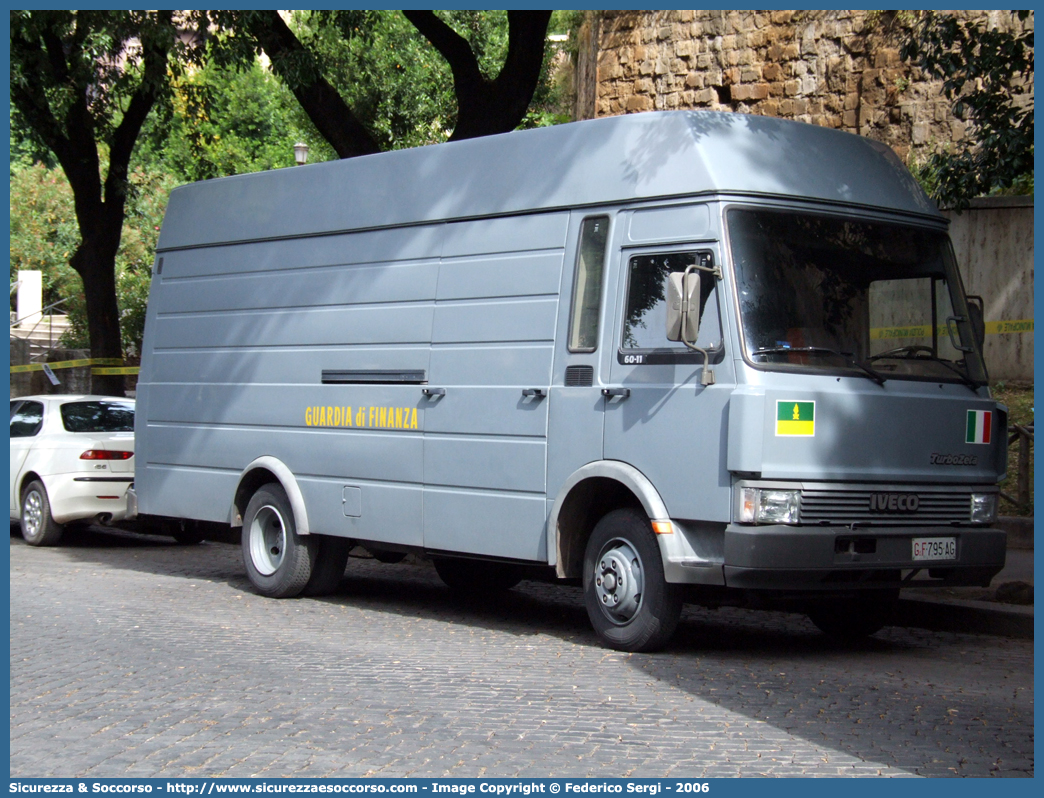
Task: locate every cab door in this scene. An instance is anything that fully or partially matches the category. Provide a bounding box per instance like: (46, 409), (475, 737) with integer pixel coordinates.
(546, 213), (619, 523)
(601, 244), (734, 523)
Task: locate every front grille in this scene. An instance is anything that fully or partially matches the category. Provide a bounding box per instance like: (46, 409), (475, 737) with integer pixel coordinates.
(800, 489), (971, 526)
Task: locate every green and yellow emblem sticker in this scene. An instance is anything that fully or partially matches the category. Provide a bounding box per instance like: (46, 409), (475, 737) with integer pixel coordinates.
(776, 400), (815, 437)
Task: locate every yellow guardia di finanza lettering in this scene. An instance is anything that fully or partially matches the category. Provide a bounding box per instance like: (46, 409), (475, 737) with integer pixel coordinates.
(305, 405), (419, 430)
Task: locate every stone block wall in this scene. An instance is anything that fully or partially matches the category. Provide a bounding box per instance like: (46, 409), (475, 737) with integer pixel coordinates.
(577, 10), (1033, 163)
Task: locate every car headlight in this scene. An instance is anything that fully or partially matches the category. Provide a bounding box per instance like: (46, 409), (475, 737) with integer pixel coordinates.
(737, 487), (800, 525)
(970, 492), (997, 524)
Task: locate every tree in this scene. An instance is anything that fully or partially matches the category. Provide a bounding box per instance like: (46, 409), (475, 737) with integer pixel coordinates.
(216, 10), (553, 158)
(139, 57), (309, 182)
(10, 10), (207, 394)
(901, 11), (1034, 209)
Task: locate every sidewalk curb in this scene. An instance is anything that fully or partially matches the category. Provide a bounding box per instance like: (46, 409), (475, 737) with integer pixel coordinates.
(896, 595), (1033, 639)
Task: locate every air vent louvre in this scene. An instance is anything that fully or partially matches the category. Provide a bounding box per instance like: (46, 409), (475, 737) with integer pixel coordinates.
(565, 365), (594, 387)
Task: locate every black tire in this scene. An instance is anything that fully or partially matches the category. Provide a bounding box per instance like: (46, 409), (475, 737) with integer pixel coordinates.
(241, 483), (317, 598)
(432, 556), (523, 595)
(807, 589), (899, 639)
(20, 480), (64, 547)
(301, 535), (352, 596)
(583, 508), (682, 652)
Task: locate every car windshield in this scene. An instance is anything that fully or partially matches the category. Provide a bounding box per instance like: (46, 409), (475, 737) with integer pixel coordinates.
(727, 208), (987, 385)
(60, 401), (135, 433)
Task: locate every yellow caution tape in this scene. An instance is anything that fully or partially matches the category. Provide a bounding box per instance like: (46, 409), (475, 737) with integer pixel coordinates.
(10, 358), (124, 374)
(985, 319), (1034, 334)
(91, 367), (140, 375)
(870, 319), (1033, 340)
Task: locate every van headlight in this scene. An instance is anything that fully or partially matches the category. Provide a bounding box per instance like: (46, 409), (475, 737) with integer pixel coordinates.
(970, 493), (997, 524)
(737, 487), (800, 525)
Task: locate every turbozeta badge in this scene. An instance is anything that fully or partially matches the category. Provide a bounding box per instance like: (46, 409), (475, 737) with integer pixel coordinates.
(776, 400), (815, 436)
(931, 453), (978, 466)
(966, 409), (993, 444)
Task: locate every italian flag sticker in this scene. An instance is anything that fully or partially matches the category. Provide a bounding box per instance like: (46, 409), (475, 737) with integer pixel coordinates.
(965, 409), (993, 444)
(776, 400), (815, 436)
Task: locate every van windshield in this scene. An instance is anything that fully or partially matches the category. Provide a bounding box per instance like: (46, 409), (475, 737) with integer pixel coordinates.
(727, 208), (987, 386)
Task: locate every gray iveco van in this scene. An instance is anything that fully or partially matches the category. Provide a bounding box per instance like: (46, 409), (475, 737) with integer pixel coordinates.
(135, 111), (1006, 651)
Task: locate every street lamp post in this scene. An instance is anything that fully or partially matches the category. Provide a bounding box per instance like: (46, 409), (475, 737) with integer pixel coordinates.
(293, 142), (309, 166)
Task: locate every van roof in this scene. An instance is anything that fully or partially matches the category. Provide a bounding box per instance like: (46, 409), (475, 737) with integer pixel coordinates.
(158, 110), (942, 251)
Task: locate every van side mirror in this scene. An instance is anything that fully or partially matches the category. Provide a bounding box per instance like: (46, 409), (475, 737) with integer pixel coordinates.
(666, 271), (700, 343)
(967, 295), (986, 352)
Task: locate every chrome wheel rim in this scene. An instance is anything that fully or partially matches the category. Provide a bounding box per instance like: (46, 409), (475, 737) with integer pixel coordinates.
(22, 489), (44, 539)
(248, 504), (287, 576)
(593, 537), (644, 624)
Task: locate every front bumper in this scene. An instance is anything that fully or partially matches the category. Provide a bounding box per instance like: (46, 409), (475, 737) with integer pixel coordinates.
(722, 523), (1006, 590)
(45, 473), (135, 525)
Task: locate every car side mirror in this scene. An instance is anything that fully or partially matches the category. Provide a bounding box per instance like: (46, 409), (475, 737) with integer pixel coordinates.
(666, 271), (701, 343)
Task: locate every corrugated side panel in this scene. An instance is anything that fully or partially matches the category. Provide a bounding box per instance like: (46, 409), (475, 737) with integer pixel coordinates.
(423, 212), (568, 560)
(138, 224), (443, 545)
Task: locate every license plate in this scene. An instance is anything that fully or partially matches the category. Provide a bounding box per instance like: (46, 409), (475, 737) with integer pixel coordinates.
(912, 537), (957, 561)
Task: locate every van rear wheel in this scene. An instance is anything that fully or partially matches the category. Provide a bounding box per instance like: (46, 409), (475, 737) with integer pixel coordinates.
(241, 483), (317, 597)
(301, 535), (352, 596)
(432, 556), (522, 594)
(583, 508), (681, 652)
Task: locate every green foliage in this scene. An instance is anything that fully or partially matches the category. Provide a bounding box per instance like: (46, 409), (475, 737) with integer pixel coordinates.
(136, 56), (311, 182)
(10, 10), (210, 383)
(278, 10), (568, 152)
(9, 10), (569, 367)
(9, 161), (175, 357)
(9, 163), (80, 313)
(10, 108), (56, 174)
(290, 11), (485, 150)
(10, 11), (209, 171)
(992, 381), (1034, 517)
(901, 11), (1034, 210)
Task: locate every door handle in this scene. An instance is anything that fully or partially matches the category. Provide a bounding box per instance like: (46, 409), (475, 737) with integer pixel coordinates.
(422, 387), (445, 398)
(601, 387), (631, 399)
(522, 388), (547, 399)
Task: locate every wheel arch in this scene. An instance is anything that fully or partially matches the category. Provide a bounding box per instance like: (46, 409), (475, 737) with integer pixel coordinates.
(18, 470), (44, 500)
(232, 457), (311, 535)
(549, 461), (669, 579)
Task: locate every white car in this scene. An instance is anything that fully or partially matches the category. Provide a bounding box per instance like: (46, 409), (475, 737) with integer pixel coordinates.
(10, 394), (136, 546)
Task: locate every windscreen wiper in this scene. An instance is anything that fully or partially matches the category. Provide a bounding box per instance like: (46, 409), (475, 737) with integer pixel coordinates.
(752, 346), (887, 386)
(868, 347), (981, 392)
(916, 356), (982, 392)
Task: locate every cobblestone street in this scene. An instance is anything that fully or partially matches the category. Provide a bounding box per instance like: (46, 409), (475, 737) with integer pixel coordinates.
(9, 527), (1034, 778)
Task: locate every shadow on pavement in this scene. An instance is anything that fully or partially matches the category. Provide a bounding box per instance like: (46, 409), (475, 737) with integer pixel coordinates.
(11, 527), (1033, 777)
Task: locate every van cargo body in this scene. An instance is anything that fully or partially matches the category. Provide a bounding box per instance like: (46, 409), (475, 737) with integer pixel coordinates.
(136, 111), (1006, 651)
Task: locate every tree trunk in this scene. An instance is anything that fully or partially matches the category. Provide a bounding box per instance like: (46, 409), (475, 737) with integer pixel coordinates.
(71, 228), (124, 397)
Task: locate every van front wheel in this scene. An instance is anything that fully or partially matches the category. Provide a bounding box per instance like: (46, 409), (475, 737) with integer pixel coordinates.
(583, 508), (681, 652)
(241, 484), (317, 598)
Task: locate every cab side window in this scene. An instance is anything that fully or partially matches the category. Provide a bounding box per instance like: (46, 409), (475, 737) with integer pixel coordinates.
(622, 251), (722, 352)
(568, 216), (610, 352)
(10, 400), (44, 438)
